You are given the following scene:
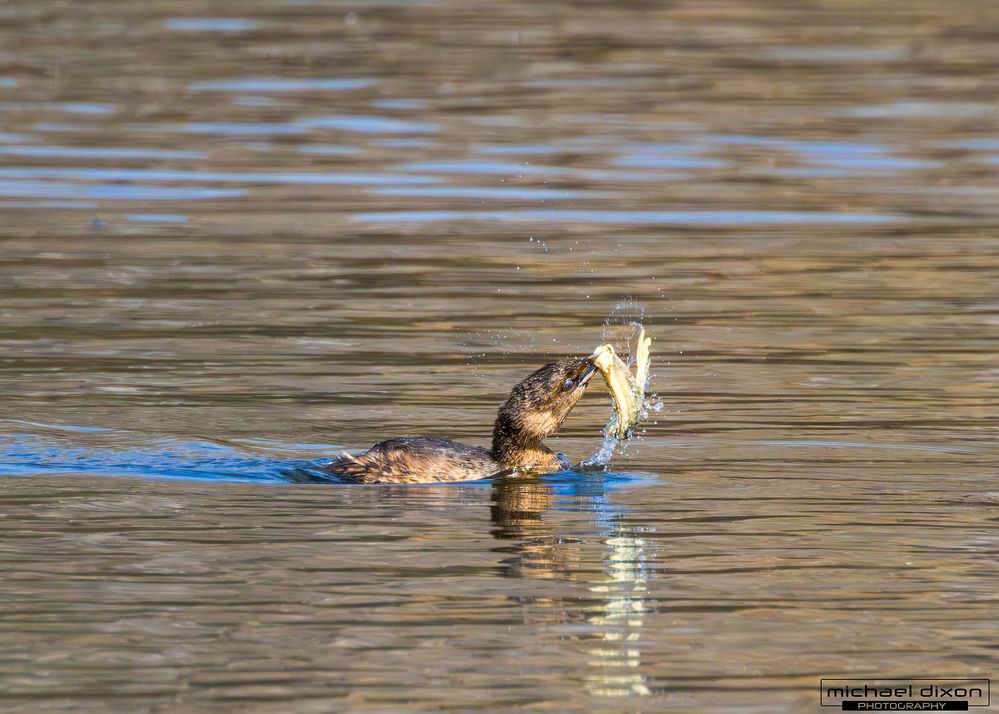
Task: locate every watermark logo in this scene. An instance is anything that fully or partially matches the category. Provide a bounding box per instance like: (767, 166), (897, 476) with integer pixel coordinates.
(820, 679), (990, 711)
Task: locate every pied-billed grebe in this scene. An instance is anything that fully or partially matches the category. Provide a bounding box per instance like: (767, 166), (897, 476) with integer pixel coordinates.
(325, 355), (600, 484)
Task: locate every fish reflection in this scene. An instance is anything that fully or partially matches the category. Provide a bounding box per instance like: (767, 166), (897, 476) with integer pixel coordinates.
(490, 475), (656, 697)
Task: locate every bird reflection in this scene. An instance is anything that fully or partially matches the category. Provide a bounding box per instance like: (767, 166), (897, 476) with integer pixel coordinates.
(490, 476), (551, 538)
(490, 476), (581, 579)
(489, 474), (657, 697)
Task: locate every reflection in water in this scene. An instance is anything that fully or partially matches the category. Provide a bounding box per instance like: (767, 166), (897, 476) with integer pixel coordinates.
(586, 526), (652, 698)
(490, 478), (573, 579)
(491, 476), (656, 697)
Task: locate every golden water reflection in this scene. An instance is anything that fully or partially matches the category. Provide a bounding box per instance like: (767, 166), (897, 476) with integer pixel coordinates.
(491, 477), (657, 697)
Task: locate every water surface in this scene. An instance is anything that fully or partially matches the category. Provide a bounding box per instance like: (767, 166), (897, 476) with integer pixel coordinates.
(1, 0), (997, 711)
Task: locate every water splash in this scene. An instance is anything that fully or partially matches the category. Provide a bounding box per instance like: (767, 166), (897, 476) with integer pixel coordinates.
(582, 394), (662, 467)
(583, 311), (662, 466)
(601, 300), (647, 363)
(582, 429), (621, 467)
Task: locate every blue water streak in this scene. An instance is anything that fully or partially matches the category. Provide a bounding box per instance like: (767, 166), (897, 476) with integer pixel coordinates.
(0, 429), (656, 488)
(0, 433), (330, 484)
(353, 209), (902, 225)
(165, 18), (260, 32)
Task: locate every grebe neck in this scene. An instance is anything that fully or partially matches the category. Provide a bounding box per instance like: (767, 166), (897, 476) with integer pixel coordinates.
(491, 415), (562, 472)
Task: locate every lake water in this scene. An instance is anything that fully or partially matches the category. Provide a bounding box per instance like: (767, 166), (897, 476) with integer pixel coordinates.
(1, 0), (997, 711)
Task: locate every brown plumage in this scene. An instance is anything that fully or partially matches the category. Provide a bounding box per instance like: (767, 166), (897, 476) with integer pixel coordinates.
(324, 355), (599, 484)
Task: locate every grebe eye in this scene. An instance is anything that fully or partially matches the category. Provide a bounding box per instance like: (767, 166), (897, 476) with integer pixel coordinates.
(562, 379), (576, 391)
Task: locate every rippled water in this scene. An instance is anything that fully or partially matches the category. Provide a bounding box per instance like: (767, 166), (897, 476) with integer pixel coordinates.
(2, 0), (998, 711)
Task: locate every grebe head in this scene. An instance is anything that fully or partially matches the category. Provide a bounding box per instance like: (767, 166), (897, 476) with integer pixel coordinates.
(491, 355), (599, 469)
(501, 356), (599, 437)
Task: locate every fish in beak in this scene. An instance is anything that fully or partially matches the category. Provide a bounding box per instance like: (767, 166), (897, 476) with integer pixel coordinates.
(590, 326), (652, 439)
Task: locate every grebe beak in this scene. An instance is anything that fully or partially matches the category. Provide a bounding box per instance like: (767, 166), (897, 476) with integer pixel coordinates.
(578, 361), (598, 386)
